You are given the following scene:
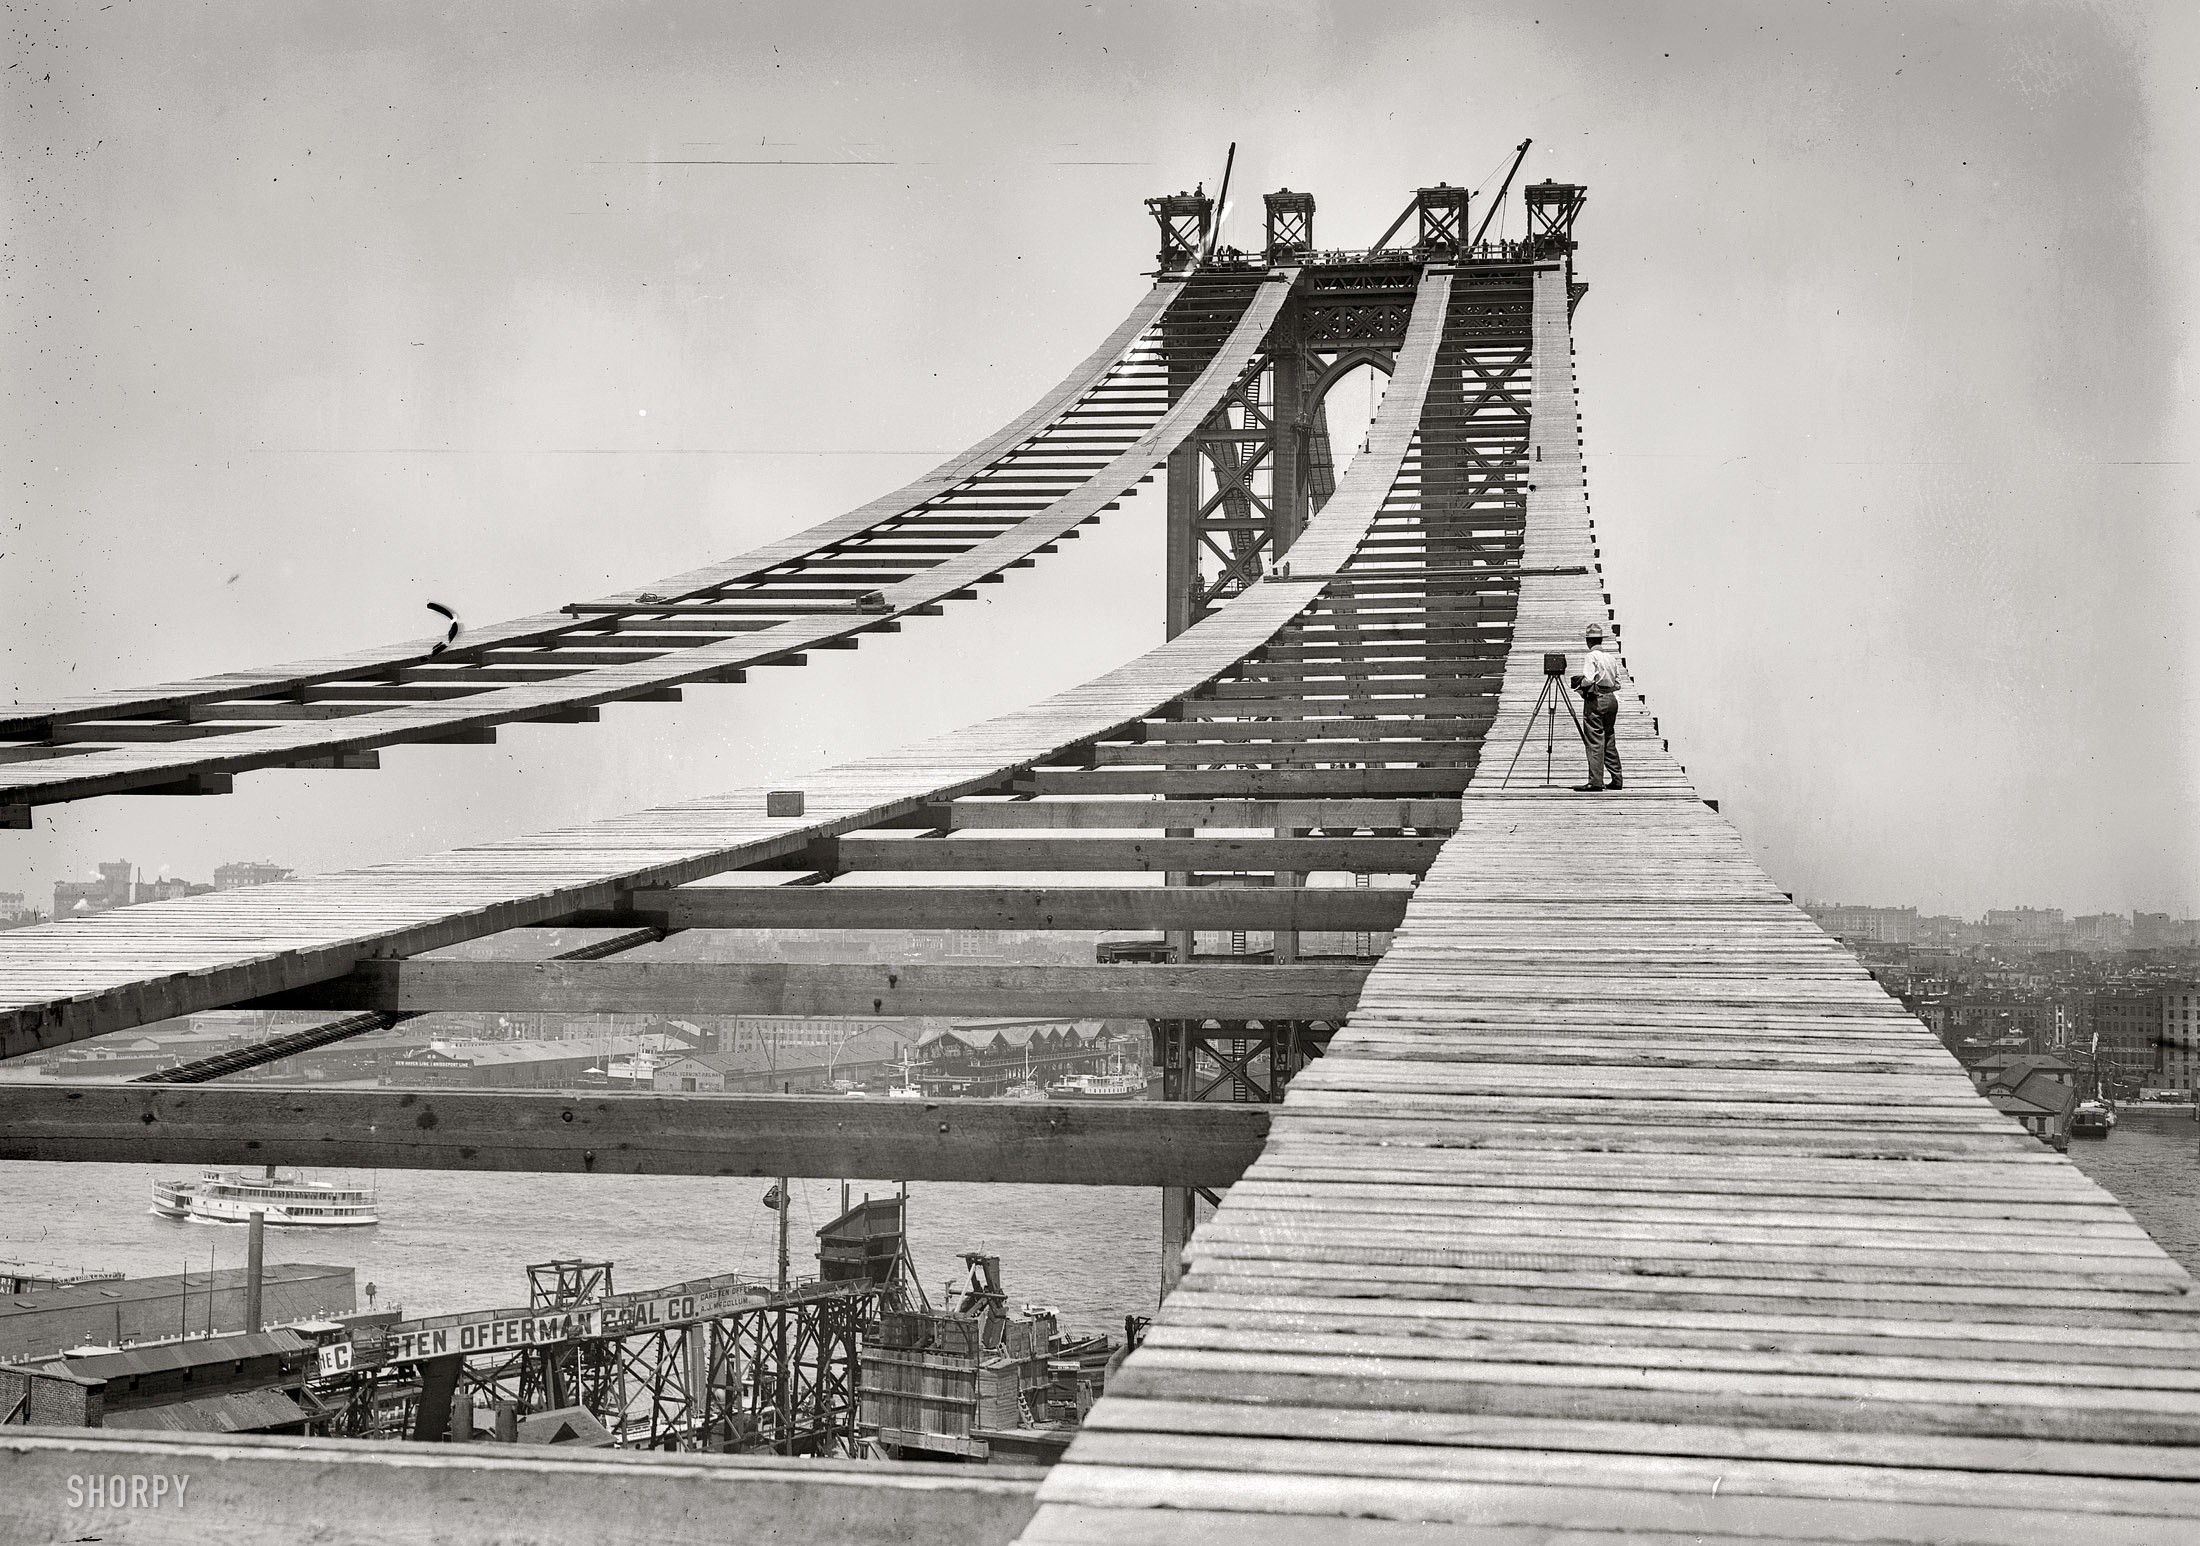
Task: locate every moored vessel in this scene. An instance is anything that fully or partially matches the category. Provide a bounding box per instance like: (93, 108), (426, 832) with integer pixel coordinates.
(1048, 1052), (1144, 1101)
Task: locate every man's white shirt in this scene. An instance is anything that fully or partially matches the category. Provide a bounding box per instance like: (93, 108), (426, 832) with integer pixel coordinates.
(1580, 645), (1623, 691)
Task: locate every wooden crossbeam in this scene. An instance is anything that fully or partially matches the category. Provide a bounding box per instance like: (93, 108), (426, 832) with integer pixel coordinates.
(826, 836), (1443, 871)
(1205, 677), (1500, 699)
(0, 1085), (1269, 1187)
(114, 773), (234, 796)
(1178, 697), (1491, 720)
(1020, 769), (1472, 797)
(1087, 742), (1477, 767)
(0, 1431), (1045, 1546)
(264, 961), (1374, 1019)
(1223, 663), (1504, 683)
(1129, 720), (1483, 744)
(918, 798), (1461, 828)
(625, 885), (1414, 932)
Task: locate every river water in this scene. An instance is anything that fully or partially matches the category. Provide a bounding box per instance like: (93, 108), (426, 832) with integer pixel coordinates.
(5, 1111), (2195, 1333)
(2064, 1108), (2200, 1272)
(0, 1166), (1162, 1337)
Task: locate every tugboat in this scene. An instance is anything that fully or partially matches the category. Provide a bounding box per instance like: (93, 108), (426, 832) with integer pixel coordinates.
(886, 1045), (925, 1098)
(2070, 1100), (2117, 1139)
(151, 1167), (379, 1227)
(1000, 1047), (1048, 1101)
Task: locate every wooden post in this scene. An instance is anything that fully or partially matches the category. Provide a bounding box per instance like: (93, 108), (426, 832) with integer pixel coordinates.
(1271, 335), (1304, 556)
(1166, 440), (1199, 637)
(412, 1353), (463, 1442)
(775, 1162), (791, 1456)
(1159, 1186), (1196, 1299)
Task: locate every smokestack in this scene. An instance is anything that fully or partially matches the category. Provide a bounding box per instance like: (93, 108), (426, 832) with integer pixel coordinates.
(245, 1211), (265, 1332)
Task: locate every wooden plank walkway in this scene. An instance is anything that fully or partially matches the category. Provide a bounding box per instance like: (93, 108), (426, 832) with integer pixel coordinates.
(1020, 264), (2200, 1544)
(0, 271), (1454, 1058)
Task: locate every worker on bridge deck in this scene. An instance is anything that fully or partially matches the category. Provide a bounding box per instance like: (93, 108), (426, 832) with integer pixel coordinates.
(1570, 624), (1624, 793)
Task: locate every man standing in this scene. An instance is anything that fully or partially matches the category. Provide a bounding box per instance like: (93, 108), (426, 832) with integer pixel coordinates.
(1570, 624), (1624, 792)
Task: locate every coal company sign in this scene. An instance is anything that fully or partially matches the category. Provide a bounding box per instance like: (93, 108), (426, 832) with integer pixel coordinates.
(343, 1273), (782, 1368)
(384, 1308), (603, 1364)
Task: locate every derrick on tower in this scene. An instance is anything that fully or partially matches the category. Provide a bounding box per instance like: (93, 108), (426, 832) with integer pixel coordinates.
(1144, 188), (1213, 272)
(1413, 183), (1472, 257)
(1262, 188), (1314, 261)
(1525, 179), (1588, 257)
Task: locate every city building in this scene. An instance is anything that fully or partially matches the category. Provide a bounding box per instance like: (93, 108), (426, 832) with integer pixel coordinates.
(2070, 914), (2133, 952)
(1984, 908), (2068, 950)
(389, 1036), (663, 1089)
(2089, 991), (2165, 1097)
(1971, 1055), (2077, 1146)
(659, 1020), (915, 1093)
(53, 861), (138, 919)
(213, 861), (294, 890)
(2135, 913), (2200, 951)
(1803, 902), (1917, 944)
(915, 1019), (1112, 1098)
(5, 1328), (330, 1435)
(0, 890), (42, 931)
(39, 1023), (260, 1079)
(2155, 988), (2199, 1096)
(53, 861), (213, 919)
(1913, 915), (1975, 946)
(1917, 998), (2076, 1064)
(0, 1264), (356, 1364)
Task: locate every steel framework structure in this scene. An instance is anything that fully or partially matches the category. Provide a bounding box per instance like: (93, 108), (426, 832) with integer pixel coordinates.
(7, 169), (2188, 1546)
(325, 1270), (876, 1456)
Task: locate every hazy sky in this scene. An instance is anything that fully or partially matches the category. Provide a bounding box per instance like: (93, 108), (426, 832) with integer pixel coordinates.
(3, 0), (2195, 918)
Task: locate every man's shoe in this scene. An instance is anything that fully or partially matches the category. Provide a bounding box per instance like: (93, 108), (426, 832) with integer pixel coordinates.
(1609, 780), (1624, 790)
(1571, 784), (1604, 793)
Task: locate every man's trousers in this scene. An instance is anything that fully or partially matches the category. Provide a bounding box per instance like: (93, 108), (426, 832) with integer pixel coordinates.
(1582, 688), (1622, 790)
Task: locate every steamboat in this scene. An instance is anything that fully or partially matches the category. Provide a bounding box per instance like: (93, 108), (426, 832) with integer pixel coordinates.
(151, 1167), (380, 1227)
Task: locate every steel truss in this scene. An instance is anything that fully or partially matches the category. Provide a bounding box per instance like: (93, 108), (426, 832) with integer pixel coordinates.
(324, 1281), (876, 1455)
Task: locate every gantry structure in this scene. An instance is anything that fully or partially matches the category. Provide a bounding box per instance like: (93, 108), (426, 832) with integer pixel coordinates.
(4, 174), (2198, 1546)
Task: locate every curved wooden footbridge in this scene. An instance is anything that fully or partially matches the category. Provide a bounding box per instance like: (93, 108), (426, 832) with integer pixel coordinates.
(4, 178), (2196, 1546)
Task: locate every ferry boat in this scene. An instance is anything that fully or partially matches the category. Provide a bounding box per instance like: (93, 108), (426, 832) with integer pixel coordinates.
(2070, 1100), (2117, 1138)
(150, 1168), (379, 1227)
(1049, 1053), (1144, 1102)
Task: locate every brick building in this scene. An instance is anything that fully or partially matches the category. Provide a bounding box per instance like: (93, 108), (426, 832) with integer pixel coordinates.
(2089, 991), (2166, 1097)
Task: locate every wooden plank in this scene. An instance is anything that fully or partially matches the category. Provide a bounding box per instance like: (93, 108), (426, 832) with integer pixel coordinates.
(919, 799), (1460, 829)
(1086, 742), (1478, 768)
(627, 886), (1413, 932)
(1019, 770), (1472, 797)
(0, 1429), (1042, 1546)
(1079, 1397), (2200, 1479)
(263, 960), (1373, 1019)
(827, 837), (1443, 872)
(0, 1085), (1267, 1187)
